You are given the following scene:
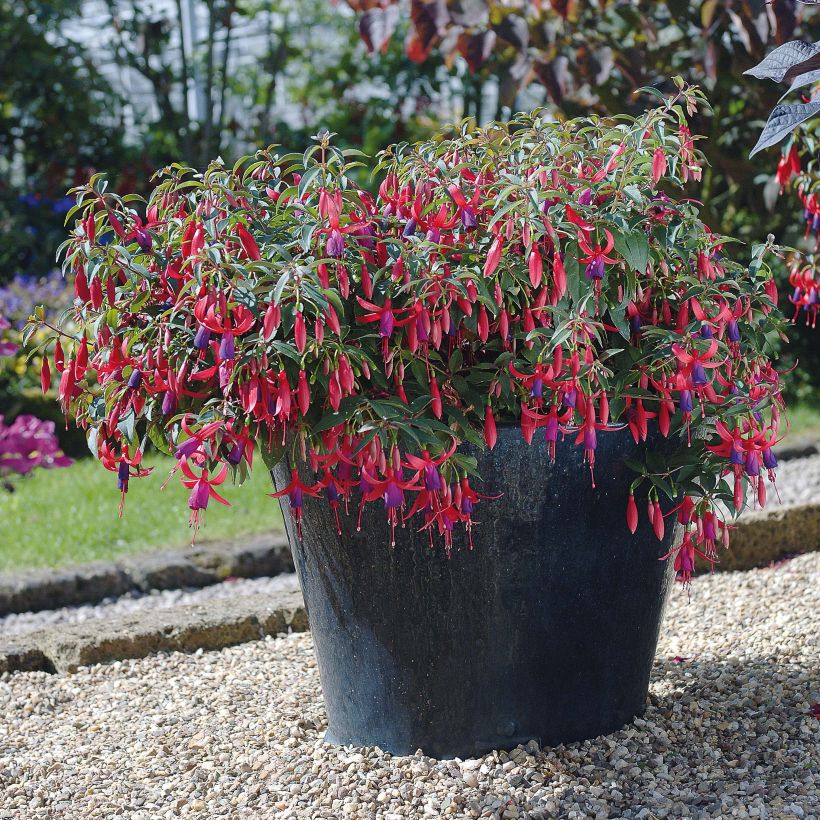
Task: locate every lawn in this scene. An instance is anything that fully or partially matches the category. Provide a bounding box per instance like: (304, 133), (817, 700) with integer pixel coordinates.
(0, 456), (282, 572)
(786, 401), (820, 438)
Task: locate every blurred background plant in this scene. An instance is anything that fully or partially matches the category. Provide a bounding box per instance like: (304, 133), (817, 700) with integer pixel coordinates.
(1, 0), (817, 494)
(0, 315), (72, 490)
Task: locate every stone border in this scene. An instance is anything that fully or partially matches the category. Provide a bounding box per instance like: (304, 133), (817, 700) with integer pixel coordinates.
(0, 589), (307, 674)
(0, 534), (293, 617)
(774, 433), (819, 462)
(704, 501), (820, 573)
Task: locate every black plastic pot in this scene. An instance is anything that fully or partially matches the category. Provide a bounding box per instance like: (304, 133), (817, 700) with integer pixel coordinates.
(273, 426), (678, 759)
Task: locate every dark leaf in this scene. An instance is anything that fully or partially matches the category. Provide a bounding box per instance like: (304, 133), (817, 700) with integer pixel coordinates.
(701, 0), (719, 28)
(750, 96), (820, 156)
(534, 56), (569, 104)
(405, 30), (431, 63)
(614, 229), (650, 275)
(498, 53), (531, 108)
(147, 423), (172, 455)
(770, 0), (797, 44)
(410, 0), (449, 51)
(781, 66), (820, 98)
(738, 0), (771, 55)
(744, 39), (820, 82)
(117, 409), (136, 443)
(257, 435), (285, 473)
(726, 9), (754, 55)
(576, 45), (614, 86)
(448, 0), (490, 28)
(456, 29), (496, 73)
(494, 14), (529, 52)
(358, 5), (400, 53)
(549, 0), (576, 19)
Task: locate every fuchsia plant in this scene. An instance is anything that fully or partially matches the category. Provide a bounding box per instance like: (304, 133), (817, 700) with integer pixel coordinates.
(772, 139), (820, 328)
(34, 84), (795, 583)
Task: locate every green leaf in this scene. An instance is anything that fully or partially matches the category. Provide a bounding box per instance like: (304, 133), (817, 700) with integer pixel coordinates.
(273, 271), (291, 305)
(298, 166), (322, 198)
(147, 423), (172, 456)
(117, 409), (136, 443)
(614, 229), (649, 274)
(86, 427), (99, 459)
(256, 436), (285, 473)
(609, 302), (631, 340)
(622, 185), (644, 205)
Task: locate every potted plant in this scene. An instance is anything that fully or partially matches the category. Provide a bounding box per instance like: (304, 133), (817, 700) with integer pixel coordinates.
(35, 83), (790, 758)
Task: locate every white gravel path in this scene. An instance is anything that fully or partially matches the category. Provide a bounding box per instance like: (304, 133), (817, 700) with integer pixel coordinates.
(765, 453), (820, 507)
(0, 552), (817, 819)
(0, 573), (300, 639)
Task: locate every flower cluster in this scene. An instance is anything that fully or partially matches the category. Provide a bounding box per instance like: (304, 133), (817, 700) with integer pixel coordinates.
(0, 414), (73, 482)
(773, 135), (819, 328)
(0, 321), (72, 485)
(0, 316), (17, 358)
(38, 84), (791, 581)
(0, 271), (76, 395)
(0, 271), (74, 329)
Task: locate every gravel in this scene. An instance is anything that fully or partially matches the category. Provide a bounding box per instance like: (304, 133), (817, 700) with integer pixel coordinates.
(766, 453), (820, 507)
(0, 573), (300, 639)
(0, 552), (817, 819)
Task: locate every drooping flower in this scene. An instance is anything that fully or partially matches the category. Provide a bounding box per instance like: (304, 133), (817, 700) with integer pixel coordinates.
(180, 462), (231, 538)
(269, 468), (321, 539)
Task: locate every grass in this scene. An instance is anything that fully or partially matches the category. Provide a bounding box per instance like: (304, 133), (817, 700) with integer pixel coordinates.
(785, 401), (820, 438)
(0, 456), (282, 572)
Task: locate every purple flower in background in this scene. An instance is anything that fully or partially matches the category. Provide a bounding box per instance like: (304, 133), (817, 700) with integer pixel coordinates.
(0, 414), (72, 482)
(0, 315), (17, 357)
(0, 271), (73, 329)
(51, 196), (74, 215)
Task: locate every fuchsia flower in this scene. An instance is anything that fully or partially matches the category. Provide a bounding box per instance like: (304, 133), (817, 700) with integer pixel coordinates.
(269, 468), (321, 539)
(316, 187), (371, 258)
(577, 229), (618, 312)
(509, 362), (554, 407)
(359, 465), (421, 546)
(180, 462), (231, 537)
(651, 147), (667, 186)
(578, 229), (617, 282)
(356, 297), (415, 359)
(707, 420), (778, 512)
(660, 532), (695, 584)
(98, 441), (151, 516)
(775, 144), (801, 191)
(788, 263), (819, 328)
